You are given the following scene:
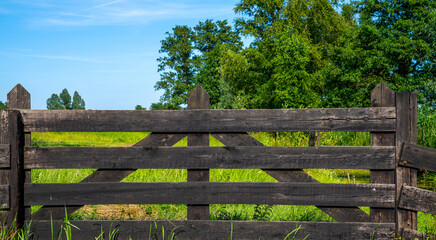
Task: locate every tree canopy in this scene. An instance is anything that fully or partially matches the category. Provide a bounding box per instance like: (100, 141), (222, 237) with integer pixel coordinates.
(155, 0), (435, 110)
(47, 89), (86, 110)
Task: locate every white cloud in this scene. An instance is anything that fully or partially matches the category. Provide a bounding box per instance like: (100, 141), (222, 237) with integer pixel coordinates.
(0, 51), (106, 63)
(22, 0), (234, 27)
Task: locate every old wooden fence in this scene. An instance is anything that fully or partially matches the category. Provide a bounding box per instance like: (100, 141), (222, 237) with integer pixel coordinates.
(0, 82), (435, 239)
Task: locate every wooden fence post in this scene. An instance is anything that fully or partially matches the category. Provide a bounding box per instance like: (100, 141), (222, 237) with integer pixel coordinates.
(187, 85), (210, 220)
(370, 82), (396, 223)
(396, 91), (418, 235)
(0, 110), (25, 228)
(7, 84), (31, 222)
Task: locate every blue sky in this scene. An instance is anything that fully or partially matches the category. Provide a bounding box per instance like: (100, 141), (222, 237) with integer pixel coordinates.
(0, 0), (238, 110)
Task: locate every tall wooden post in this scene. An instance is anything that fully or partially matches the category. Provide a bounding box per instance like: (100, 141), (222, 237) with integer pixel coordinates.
(395, 92), (418, 235)
(0, 109), (25, 228)
(370, 82), (396, 223)
(7, 84), (31, 222)
(187, 86), (210, 220)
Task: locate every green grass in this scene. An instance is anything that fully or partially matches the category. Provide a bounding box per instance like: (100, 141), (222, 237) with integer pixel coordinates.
(28, 130), (436, 236)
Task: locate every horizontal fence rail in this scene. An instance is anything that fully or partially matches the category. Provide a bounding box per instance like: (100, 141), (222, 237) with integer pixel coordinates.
(399, 142), (436, 172)
(24, 182), (395, 207)
(24, 146), (396, 170)
(29, 220), (396, 240)
(20, 107), (396, 132)
(399, 185), (436, 215)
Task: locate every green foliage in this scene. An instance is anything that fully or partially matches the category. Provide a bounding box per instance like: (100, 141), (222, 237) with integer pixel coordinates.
(0, 101), (6, 109)
(156, 20), (242, 108)
(46, 94), (64, 110)
(149, 102), (181, 110)
(46, 89), (86, 110)
(354, 0), (436, 108)
(135, 105), (146, 110)
(72, 91), (85, 110)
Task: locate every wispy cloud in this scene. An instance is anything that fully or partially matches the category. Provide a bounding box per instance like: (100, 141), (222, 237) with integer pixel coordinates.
(18, 0), (234, 27)
(0, 51), (106, 63)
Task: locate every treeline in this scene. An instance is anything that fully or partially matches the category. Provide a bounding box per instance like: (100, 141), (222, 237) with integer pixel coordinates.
(152, 0), (435, 111)
(47, 89), (85, 110)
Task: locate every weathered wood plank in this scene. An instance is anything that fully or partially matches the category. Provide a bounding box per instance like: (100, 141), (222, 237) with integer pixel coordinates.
(399, 142), (436, 172)
(370, 81), (396, 223)
(211, 133), (370, 222)
(0, 145), (10, 168)
(29, 220), (396, 240)
(0, 184), (9, 209)
(187, 85), (210, 220)
(30, 133), (186, 220)
(399, 185), (436, 215)
(0, 110), (25, 227)
(24, 146), (396, 170)
(24, 182), (395, 207)
(396, 92), (418, 232)
(20, 107), (396, 132)
(8, 84), (31, 222)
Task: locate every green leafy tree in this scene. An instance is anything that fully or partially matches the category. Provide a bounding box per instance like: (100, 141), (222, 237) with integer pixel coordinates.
(354, 0), (436, 108)
(149, 102), (181, 110)
(60, 89), (72, 110)
(72, 91), (86, 110)
(193, 20), (243, 106)
(156, 25), (196, 108)
(47, 89), (86, 110)
(46, 94), (64, 110)
(0, 101), (6, 110)
(135, 105), (146, 110)
(156, 20), (241, 109)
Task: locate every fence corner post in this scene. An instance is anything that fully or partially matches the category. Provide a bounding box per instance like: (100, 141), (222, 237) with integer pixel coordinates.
(0, 110), (25, 228)
(7, 84), (31, 222)
(395, 91), (418, 236)
(187, 85), (210, 220)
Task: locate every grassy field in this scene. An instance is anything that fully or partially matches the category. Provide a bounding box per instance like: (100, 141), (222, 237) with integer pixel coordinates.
(29, 130), (436, 236)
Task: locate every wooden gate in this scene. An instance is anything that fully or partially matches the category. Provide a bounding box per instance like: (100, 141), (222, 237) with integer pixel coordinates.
(0, 82), (435, 239)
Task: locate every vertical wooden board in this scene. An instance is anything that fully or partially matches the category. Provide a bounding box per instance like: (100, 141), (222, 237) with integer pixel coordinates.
(396, 92), (418, 232)
(0, 110), (25, 227)
(370, 82), (396, 223)
(8, 84), (31, 222)
(187, 85), (210, 220)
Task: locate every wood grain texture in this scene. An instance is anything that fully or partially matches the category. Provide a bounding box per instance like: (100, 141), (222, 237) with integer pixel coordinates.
(0, 110), (25, 227)
(399, 142), (436, 172)
(8, 84), (31, 221)
(7, 85), (30, 110)
(399, 185), (436, 215)
(20, 107), (396, 132)
(187, 86), (210, 220)
(24, 146), (396, 170)
(29, 220), (396, 240)
(0, 145), (10, 168)
(0, 184), (8, 209)
(30, 133), (186, 220)
(396, 92), (418, 232)
(24, 182), (395, 207)
(211, 133), (370, 222)
(370, 81), (396, 223)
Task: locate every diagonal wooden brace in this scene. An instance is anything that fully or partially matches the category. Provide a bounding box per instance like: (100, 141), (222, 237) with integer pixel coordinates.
(31, 133), (186, 220)
(211, 133), (370, 222)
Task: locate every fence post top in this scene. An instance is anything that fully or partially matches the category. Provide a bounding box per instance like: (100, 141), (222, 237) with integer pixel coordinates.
(188, 85), (210, 109)
(7, 84), (30, 109)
